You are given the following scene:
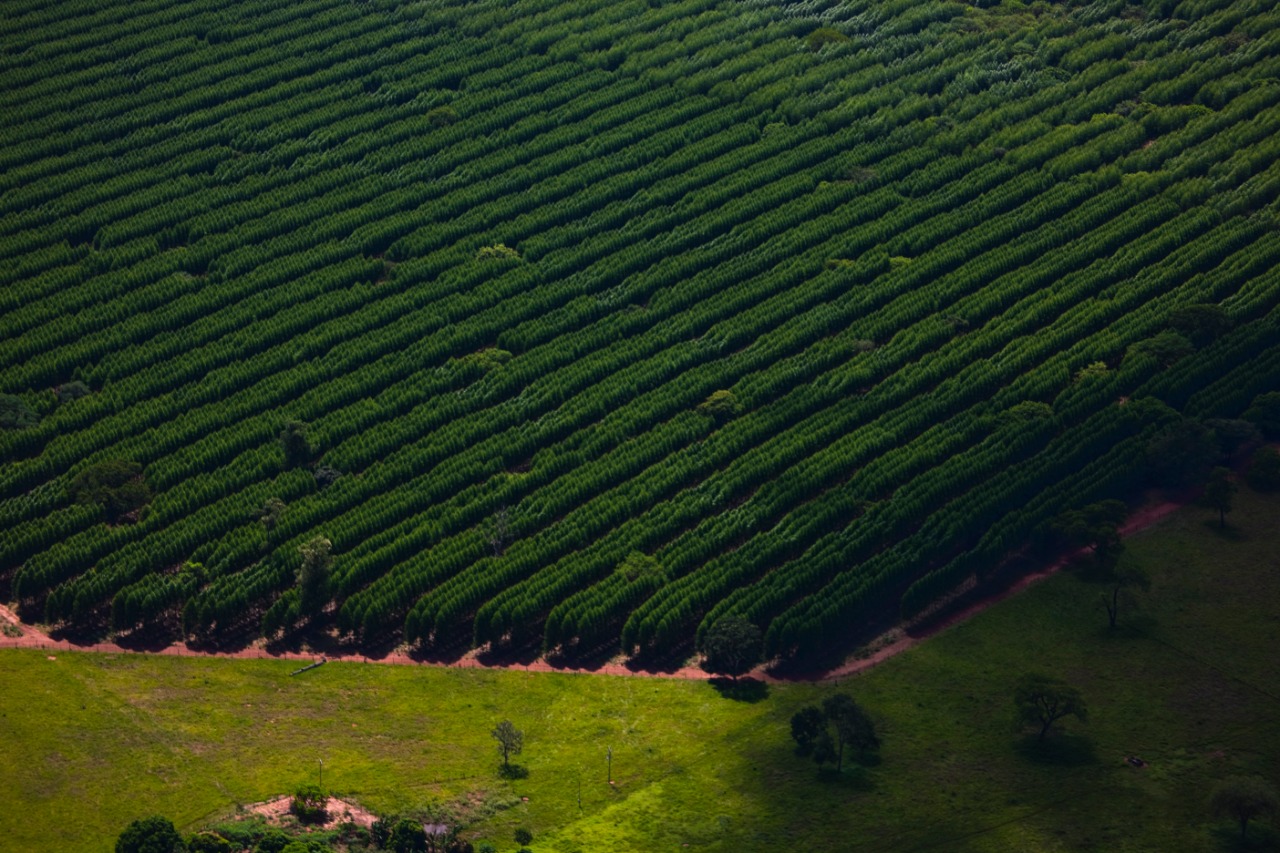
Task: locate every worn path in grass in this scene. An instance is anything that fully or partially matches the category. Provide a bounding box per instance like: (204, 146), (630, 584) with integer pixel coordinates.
(0, 498), (1185, 683)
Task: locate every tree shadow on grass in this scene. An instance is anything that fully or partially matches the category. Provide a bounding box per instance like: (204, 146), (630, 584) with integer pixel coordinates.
(709, 676), (770, 703)
(1210, 823), (1280, 852)
(815, 764), (876, 791)
(499, 764), (529, 780)
(1202, 520), (1249, 542)
(1014, 733), (1097, 767)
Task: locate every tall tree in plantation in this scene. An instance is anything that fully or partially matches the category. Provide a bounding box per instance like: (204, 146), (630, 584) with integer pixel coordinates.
(297, 536), (332, 615)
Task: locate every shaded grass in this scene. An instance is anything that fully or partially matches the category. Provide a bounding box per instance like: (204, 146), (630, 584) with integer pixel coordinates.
(2, 489), (1279, 851)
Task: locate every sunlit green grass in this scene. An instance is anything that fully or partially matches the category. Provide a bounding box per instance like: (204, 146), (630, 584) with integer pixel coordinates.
(3, 488), (1278, 852)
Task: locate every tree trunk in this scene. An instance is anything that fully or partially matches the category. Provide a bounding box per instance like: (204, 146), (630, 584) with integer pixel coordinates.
(836, 739), (845, 772)
(1105, 587), (1119, 629)
(1240, 816), (1248, 838)
(1039, 720), (1052, 741)
(1220, 507), (1226, 529)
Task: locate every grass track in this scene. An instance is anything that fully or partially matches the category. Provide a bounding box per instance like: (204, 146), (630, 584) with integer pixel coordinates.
(2, 487), (1278, 851)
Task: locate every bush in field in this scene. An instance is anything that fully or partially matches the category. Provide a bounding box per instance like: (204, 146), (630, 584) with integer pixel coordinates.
(115, 816), (183, 853)
(290, 783), (328, 824)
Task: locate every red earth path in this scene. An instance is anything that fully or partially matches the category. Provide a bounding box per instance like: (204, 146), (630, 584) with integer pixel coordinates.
(0, 499), (1183, 683)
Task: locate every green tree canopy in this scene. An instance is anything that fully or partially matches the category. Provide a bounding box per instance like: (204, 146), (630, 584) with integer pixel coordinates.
(1246, 446), (1280, 492)
(68, 459), (152, 522)
(1200, 466), (1237, 529)
(1013, 674), (1087, 741)
(297, 536), (333, 615)
(699, 616), (762, 682)
(115, 816), (184, 853)
(492, 720), (524, 769)
(280, 420), (312, 468)
(0, 394), (38, 429)
(1210, 775), (1278, 839)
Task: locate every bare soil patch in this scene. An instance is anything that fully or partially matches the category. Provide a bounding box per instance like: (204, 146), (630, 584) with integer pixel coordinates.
(241, 795), (378, 830)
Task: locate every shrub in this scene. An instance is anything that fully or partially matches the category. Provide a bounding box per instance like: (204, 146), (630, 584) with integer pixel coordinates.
(186, 832), (233, 853)
(514, 827), (533, 845)
(290, 783), (328, 824)
(115, 816), (183, 853)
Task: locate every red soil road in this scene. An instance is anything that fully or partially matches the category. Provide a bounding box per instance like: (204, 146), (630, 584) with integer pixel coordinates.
(0, 500), (1183, 683)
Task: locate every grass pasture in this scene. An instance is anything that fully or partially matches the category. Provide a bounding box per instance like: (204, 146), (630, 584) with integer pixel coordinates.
(2, 487), (1278, 852)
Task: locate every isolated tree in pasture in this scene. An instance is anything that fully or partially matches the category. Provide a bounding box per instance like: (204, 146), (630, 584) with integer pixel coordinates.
(699, 616), (762, 682)
(1099, 562), (1151, 630)
(822, 694), (880, 772)
(1210, 776), (1278, 839)
(790, 706), (827, 756)
(791, 695), (879, 772)
(1200, 466), (1237, 529)
(1013, 674), (1087, 741)
(492, 720), (523, 770)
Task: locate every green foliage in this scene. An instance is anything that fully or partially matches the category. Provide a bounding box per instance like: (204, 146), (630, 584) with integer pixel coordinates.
(1145, 419), (1219, 488)
(68, 459), (152, 523)
(1209, 776), (1279, 839)
(1200, 467), (1237, 529)
(695, 389), (739, 420)
(254, 830), (292, 853)
(186, 831), (233, 853)
(297, 536), (333, 616)
(699, 616), (762, 682)
(458, 348), (513, 372)
(1246, 447), (1280, 492)
(1000, 401), (1053, 424)
(618, 551), (662, 583)
(1013, 674), (1087, 741)
(514, 827), (534, 845)
(1126, 330), (1194, 368)
(426, 105), (458, 127)
(1244, 392), (1280, 439)
(1074, 361), (1109, 382)
(0, 394), (38, 429)
(475, 244), (520, 261)
(491, 720), (523, 769)
(789, 706), (826, 756)
(260, 497), (287, 530)
(280, 421), (312, 468)
(805, 27), (849, 51)
(55, 380), (92, 403)
(290, 783), (328, 824)
(389, 818), (426, 853)
(1167, 303), (1231, 347)
(116, 816), (184, 853)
